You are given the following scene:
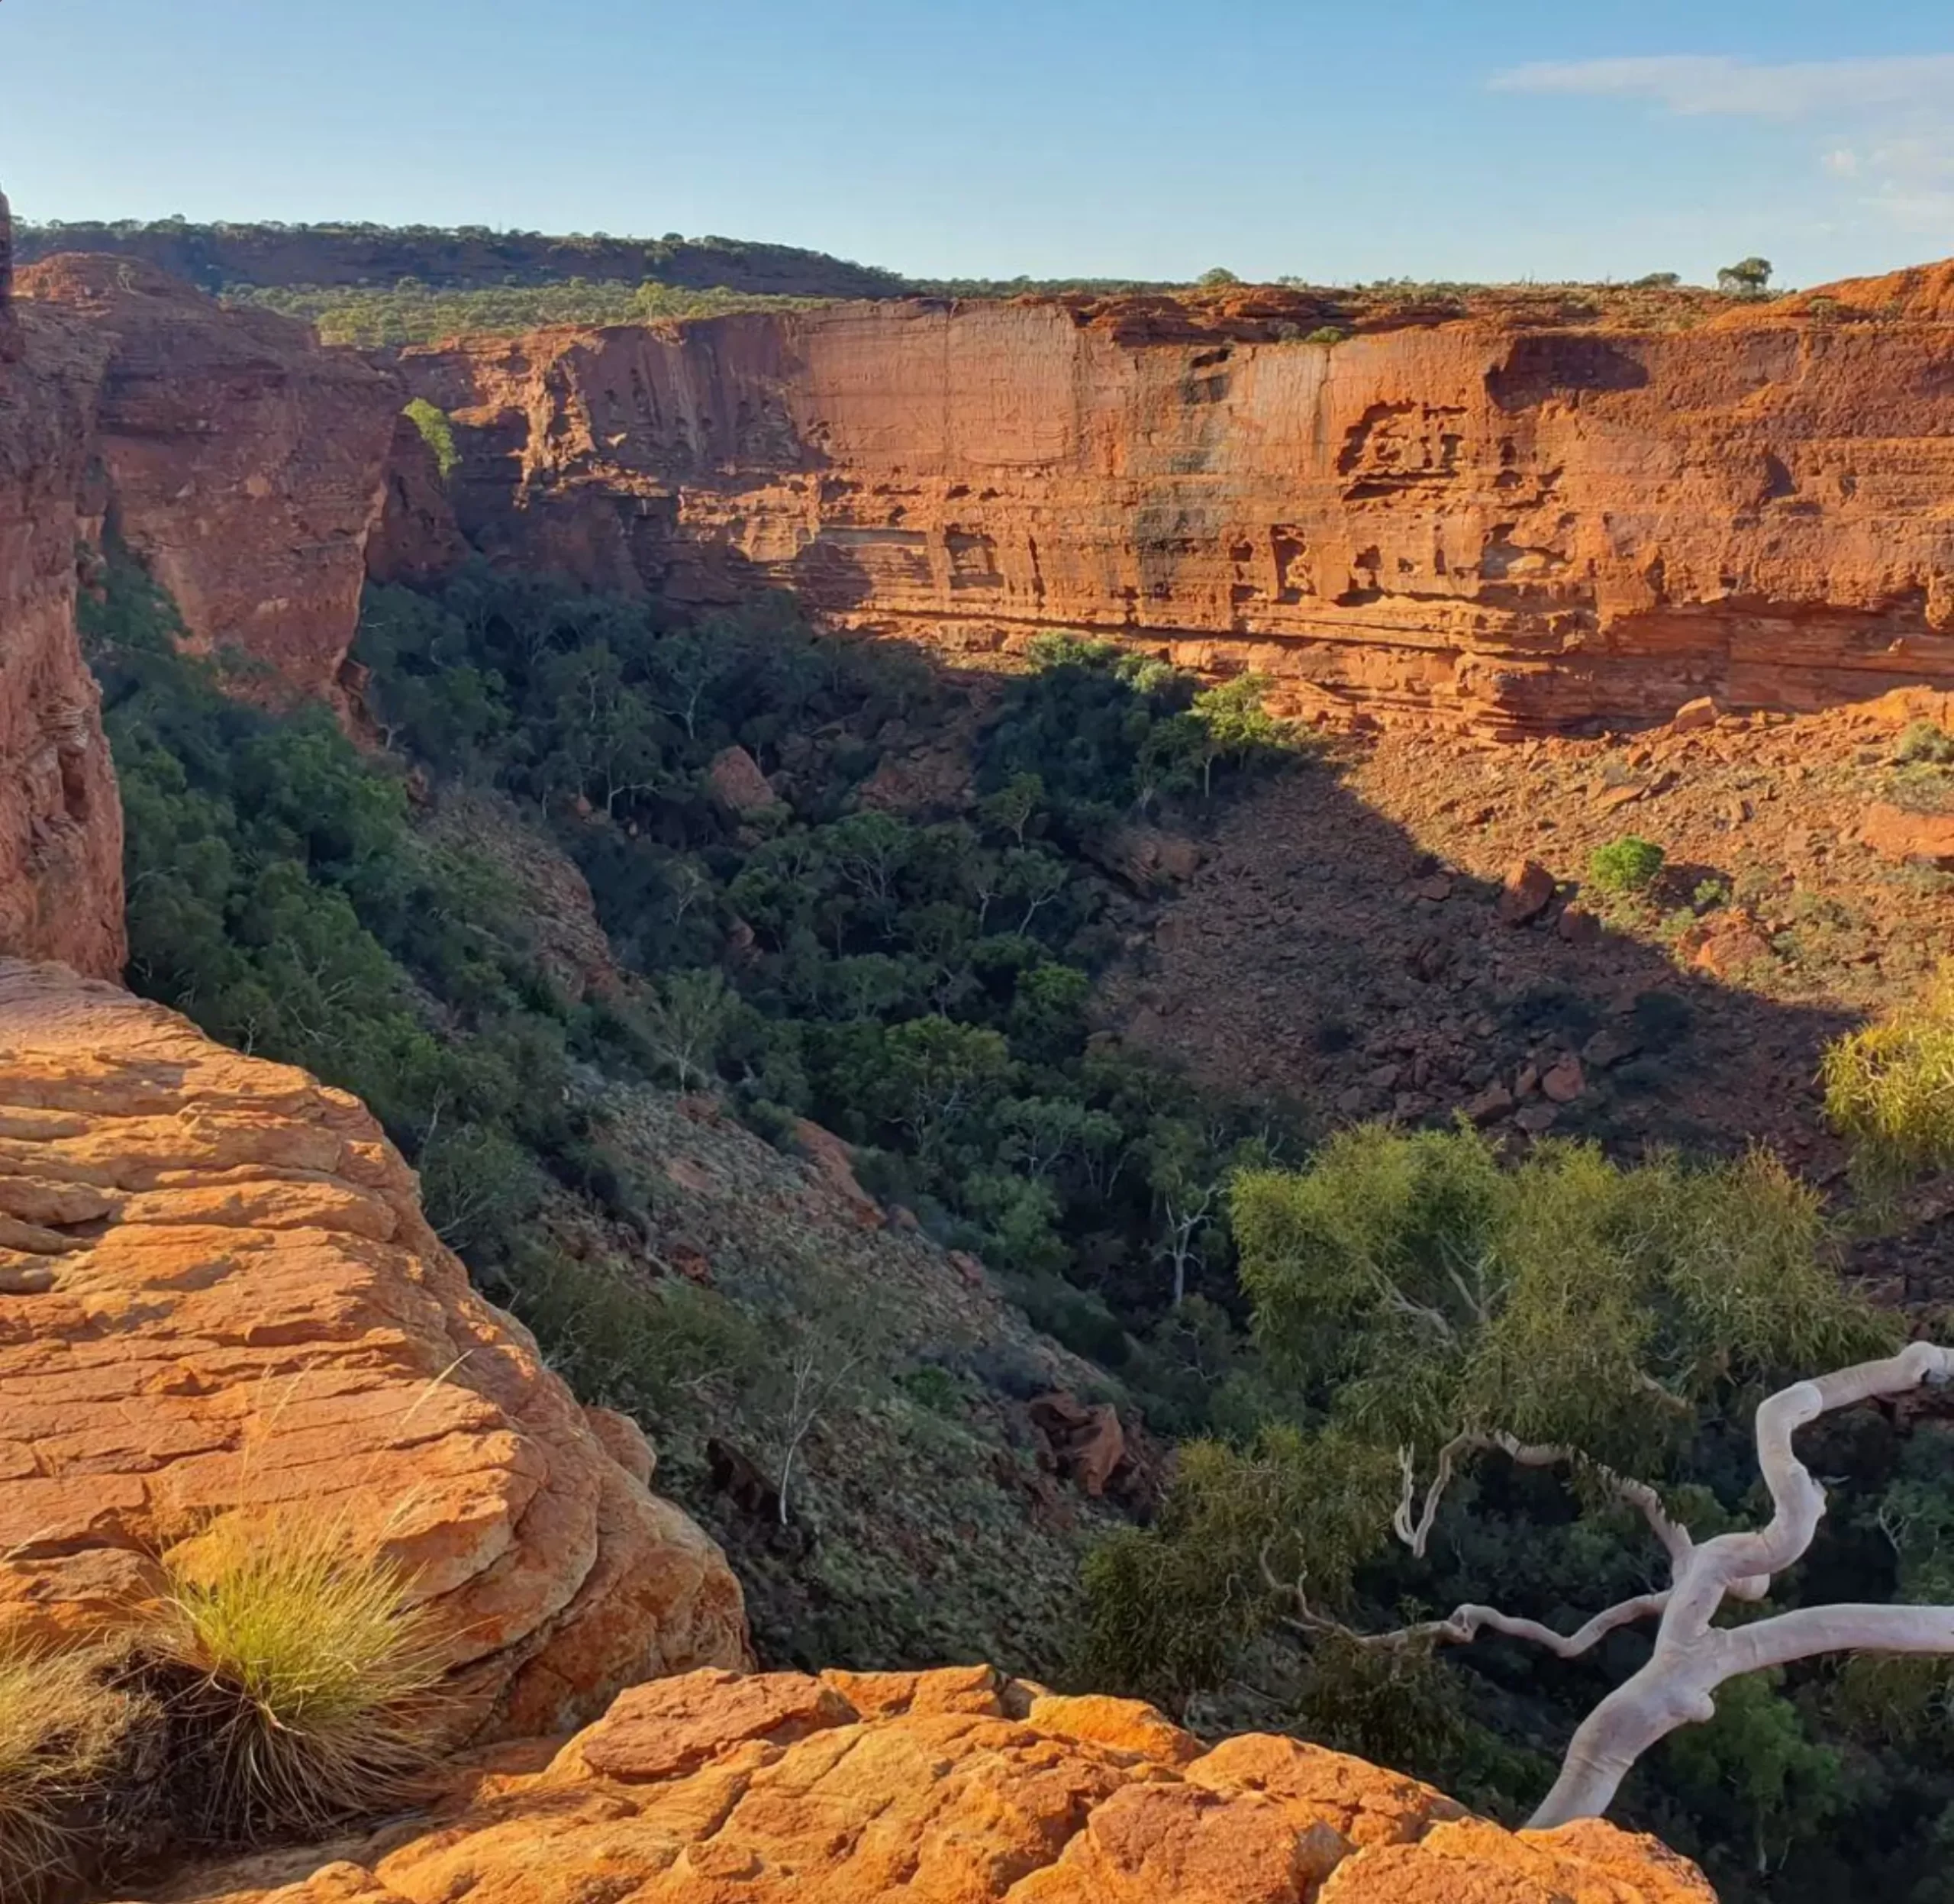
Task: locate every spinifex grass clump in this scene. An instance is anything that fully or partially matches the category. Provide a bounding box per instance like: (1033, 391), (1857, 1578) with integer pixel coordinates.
(0, 1640), (132, 1899)
(154, 1508), (450, 1841)
(1822, 967), (1954, 1202)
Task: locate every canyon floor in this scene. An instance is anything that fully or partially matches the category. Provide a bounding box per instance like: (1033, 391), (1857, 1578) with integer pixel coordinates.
(1101, 689), (1954, 1304)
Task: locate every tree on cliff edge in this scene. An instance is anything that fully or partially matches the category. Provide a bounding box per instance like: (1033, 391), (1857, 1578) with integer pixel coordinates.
(1717, 256), (1774, 298)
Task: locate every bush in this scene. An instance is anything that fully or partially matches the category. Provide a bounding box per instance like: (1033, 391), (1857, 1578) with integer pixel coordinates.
(1304, 325), (1349, 344)
(1894, 721), (1954, 766)
(1822, 968), (1954, 1199)
(401, 399), (459, 482)
(1587, 834), (1665, 898)
(0, 1641), (134, 1899)
(152, 1509), (449, 1840)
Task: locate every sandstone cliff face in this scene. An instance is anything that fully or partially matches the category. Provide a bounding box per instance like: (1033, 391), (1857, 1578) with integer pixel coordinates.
(401, 291), (1954, 733)
(0, 194), (125, 978)
(18, 253), (402, 708)
(149, 1667), (1714, 1903)
(0, 959), (750, 1741)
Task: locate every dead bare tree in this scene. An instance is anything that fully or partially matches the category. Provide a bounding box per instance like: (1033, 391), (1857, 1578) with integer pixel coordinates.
(1266, 1341), (1954, 1828)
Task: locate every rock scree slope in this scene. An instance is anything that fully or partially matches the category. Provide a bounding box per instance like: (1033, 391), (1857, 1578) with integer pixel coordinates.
(132, 1667), (1714, 1904)
(0, 958), (750, 1742)
(398, 286), (1954, 733)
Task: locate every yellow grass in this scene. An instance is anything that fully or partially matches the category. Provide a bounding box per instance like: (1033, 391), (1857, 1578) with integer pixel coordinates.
(154, 1506), (450, 1840)
(0, 1639), (130, 1898)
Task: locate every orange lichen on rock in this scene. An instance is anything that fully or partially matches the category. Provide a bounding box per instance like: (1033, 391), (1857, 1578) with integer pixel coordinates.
(0, 960), (749, 1740)
(398, 272), (1954, 735)
(142, 1666), (1715, 1903)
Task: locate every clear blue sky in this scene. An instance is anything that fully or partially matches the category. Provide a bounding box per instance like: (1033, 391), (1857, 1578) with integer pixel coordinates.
(4, 0), (1952, 287)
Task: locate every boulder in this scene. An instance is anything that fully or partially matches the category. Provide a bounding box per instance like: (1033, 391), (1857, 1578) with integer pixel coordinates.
(0, 961), (749, 1741)
(792, 1117), (883, 1227)
(1670, 695), (1721, 732)
(1686, 912), (1775, 978)
(1030, 1391), (1129, 1498)
(1557, 904), (1602, 946)
(1860, 800), (1954, 868)
(1497, 860), (1556, 925)
(1540, 1055), (1586, 1104)
(155, 1665), (1714, 1904)
(708, 743), (778, 814)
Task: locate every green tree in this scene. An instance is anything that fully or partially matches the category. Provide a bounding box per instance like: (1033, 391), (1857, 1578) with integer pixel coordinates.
(1717, 257), (1774, 298)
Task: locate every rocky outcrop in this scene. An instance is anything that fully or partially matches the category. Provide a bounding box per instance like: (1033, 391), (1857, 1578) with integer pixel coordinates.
(400, 282), (1954, 734)
(0, 960), (749, 1740)
(0, 193), (124, 978)
(18, 253), (402, 708)
(149, 1666), (1714, 1902)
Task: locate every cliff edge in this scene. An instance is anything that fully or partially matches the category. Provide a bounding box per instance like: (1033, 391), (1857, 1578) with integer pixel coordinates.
(400, 284), (1954, 734)
(0, 959), (750, 1741)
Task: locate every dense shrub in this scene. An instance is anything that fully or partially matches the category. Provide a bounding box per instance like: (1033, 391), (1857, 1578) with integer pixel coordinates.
(1586, 834), (1665, 898)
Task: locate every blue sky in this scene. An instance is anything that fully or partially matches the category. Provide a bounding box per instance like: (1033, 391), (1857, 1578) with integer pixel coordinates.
(4, 0), (1952, 287)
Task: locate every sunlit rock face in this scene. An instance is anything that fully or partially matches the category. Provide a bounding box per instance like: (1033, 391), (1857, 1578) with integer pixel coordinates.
(0, 960), (750, 1742)
(398, 276), (1954, 735)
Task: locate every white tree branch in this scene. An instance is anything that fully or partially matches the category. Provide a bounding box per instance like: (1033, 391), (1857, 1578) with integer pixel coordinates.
(1527, 1340), (1954, 1828)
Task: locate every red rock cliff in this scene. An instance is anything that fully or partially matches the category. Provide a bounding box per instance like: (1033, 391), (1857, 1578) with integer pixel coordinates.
(0, 192), (124, 978)
(401, 287), (1954, 733)
(18, 253), (403, 709)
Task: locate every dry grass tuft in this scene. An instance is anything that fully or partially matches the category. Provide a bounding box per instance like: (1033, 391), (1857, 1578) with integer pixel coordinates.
(0, 1639), (133, 1899)
(152, 1507), (451, 1842)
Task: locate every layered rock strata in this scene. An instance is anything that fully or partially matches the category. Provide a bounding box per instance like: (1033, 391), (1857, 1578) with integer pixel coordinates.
(0, 960), (749, 1741)
(399, 289), (1954, 734)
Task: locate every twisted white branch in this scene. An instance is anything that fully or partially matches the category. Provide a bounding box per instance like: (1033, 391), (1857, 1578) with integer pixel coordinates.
(1288, 1344), (1954, 1827)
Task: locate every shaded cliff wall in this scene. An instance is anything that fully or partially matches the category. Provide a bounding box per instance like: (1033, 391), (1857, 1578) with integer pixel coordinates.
(401, 295), (1954, 733)
(18, 253), (403, 708)
(0, 195), (124, 976)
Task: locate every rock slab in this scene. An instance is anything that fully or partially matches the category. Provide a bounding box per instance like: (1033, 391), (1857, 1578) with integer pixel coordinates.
(0, 960), (749, 1740)
(137, 1666), (1716, 1903)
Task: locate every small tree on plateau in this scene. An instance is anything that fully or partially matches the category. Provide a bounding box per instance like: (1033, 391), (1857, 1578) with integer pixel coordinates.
(1717, 256), (1774, 299)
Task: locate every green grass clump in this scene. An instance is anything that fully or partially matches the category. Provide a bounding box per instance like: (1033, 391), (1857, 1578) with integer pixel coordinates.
(1587, 834), (1666, 899)
(0, 1640), (132, 1899)
(155, 1509), (449, 1841)
(1822, 969), (1954, 1201)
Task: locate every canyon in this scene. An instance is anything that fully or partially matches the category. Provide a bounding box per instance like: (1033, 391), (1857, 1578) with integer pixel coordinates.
(397, 279), (1954, 734)
(16, 185), (1954, 1897)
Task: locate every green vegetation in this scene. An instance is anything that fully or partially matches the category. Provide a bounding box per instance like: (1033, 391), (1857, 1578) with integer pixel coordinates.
(233, 279), (833, 346)
(153, 1511), (448, 1839)
(1897, 721), (1954, 766)
(92, 545), (1305, 1671)
(401, 399), (458, 481)
(89, 538), (1954, 1899)
(1822, 967), (1954, 1200)
(1718, 256), (1775, 299)
(1586, 834), (1666, 899)
(1080, 1124), (1949, 1893)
